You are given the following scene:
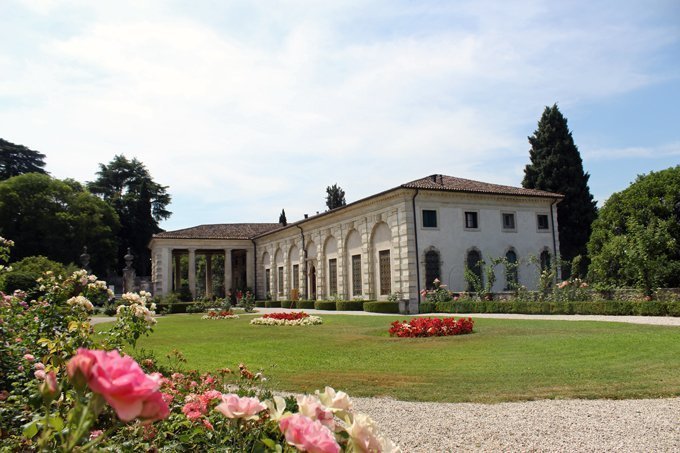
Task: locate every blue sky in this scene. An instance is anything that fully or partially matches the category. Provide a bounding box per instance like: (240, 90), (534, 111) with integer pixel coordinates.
(1, 0), (678, 231)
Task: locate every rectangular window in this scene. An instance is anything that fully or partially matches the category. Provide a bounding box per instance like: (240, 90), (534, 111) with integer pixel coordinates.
(292, 264), (299, 290)
(502, 213), (515, 230)
(379, 250), (391, 296)
(464, 211), (478, 229)
(265, 268), (271, 295)
(352, 254), (362, 296)
(422, 209), (437, 228)
(277, 266), (284, 296)
(537, 214), (550, 230)
(328, 258), (337, 296)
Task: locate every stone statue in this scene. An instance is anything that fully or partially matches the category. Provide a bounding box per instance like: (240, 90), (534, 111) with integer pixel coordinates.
(80, 246), (91, 273)
(123, 248), (136, 293)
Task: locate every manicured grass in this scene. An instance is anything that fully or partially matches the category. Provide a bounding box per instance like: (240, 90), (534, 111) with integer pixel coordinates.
(107, 314), (680, 403)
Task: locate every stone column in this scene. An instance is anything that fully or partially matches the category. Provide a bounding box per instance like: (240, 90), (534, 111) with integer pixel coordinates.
(224, 248), (232, 296)
(188, 248), (196, 300)
(246, 247), (254, 289)
(205, 253), (213, 298)
(174, 251), (182, 292)
(282, 248), (289, 301)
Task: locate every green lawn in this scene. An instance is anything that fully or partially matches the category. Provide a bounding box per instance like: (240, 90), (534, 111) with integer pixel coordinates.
(108, 314), (680, 403)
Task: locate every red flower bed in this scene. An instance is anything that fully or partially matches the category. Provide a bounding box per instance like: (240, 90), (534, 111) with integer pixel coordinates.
(389, 317), (474, 337)
(263, 312), (309, 321)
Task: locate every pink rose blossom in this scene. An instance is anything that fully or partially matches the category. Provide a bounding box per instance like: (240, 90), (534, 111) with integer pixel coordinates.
(34, 362), (45, 371)
(297, 395), (335, 429)
(279, 414), (340, 453)
(202, 419), (214, 431)
(23, 354), (35, 362)
(67, 349), (169, 423)
(215, 394), (266, 420)
(89, 430), (104, 441)
(34, 369), (46, 380)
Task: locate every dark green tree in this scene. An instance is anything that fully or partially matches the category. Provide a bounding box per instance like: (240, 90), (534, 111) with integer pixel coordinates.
(523, 104), (597, 274)
(88, 155), (171, 275)
(325, 184), (346, 210)
(0, 138), (47, 180)
(279, 209), (287, 226)
(587, 166), (680, 293)
(0, 173), (119, 274)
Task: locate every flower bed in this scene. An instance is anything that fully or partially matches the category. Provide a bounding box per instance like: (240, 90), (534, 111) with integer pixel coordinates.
(251, 311), (322, 326)
(202, 310), (239, 320)
(389, 317), (474, 337)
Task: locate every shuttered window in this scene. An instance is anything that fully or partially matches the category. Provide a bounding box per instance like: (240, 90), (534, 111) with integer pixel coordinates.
(379, 250), (391, 296)
(352, 254), (362, 296)
(328, 258), (337, 296)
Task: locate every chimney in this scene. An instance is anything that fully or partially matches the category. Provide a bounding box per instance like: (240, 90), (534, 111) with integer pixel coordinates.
(304, 214), (308, 219)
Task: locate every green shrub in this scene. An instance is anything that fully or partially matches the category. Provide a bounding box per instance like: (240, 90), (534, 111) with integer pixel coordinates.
(1, 271), (37, 293)
(335, 300), (365, 311)
(265, 301), (282, 308)
(280, 300), (294, 309)
(665, 300), (680, 316)
(255, 300), (267, 307)
(295, 300), (315, 309)
(363, 301), (399, 314)
(418, 301), (436, 313)
(314, 300), (336, 310)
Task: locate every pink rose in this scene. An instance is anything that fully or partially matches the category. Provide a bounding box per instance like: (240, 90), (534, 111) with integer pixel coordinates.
(35, 362), (45, 371)
(23, 354), (35, 362)
(215, 394), (266, 420)
(297, 395), (335, 429)
(34, 369), (46, 380)
(67, 349), (169, 423)
(279, 414), (340, 453)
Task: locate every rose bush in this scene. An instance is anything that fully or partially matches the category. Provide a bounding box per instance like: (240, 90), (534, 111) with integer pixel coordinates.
(389, 317), (474, 337)
(251, 313), (323, 326)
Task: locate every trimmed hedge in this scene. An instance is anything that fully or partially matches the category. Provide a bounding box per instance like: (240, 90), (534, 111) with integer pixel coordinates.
(419, 302), (436, 314)
(435, 299), (680, 316)
(155, 302), (199, 314)
(363, 301), (399, 314)
(335, 300), (366, 311)
(255, 301), (267, 307)
(295, 300), (316, 309)
(314, 300), (337, 311)
(264, 301), (281, 308)
(280, 300), (295, 309)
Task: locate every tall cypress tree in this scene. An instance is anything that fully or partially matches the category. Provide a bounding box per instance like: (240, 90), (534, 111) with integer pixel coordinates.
(523, 104), (597, 273)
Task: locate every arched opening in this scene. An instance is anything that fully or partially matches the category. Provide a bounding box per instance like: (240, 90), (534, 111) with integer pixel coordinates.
(540, 250), (551, 271)
(345, 229), (362, 298)
(424, 249), (441, 289)
(505, 249), (518, 290)
(370, 222), (392, 298)
(466, 249), (483, 292)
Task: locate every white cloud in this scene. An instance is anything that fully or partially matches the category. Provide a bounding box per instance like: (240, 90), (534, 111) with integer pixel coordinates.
(0, 0), (677, 229)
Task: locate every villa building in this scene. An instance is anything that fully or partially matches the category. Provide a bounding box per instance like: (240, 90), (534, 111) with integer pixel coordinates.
(149, 174), (562, 312)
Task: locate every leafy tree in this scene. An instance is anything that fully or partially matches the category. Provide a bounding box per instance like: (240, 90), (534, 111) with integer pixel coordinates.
(325, 184), (346, 210)
(0, 173), (119, 274)
(523, 104), (597, 273)
(279, 209), (287, 226)
(0, 138), (47, 180)
(88, 155), (171, 275)
(588, 166), (680, 293)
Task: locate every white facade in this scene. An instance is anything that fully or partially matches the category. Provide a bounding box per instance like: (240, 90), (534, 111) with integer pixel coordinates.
(149, 175), (561, 312)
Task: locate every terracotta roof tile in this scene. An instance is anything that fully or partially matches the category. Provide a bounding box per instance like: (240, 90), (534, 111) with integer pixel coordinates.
(153, 223), (282, 240)
(402, 175), (563, 198)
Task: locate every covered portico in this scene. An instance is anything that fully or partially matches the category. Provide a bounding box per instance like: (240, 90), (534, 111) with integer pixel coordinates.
(149, 223), (281, 298)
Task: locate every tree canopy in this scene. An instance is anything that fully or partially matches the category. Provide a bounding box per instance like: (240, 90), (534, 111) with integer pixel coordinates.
(88, 155), (171, 275)
(325, 184), (346, 210)
(522, 104), (597, 272)
(587, 166), (680, 293)
(0, 173), (119, 275)
(0, 138), (47, 180)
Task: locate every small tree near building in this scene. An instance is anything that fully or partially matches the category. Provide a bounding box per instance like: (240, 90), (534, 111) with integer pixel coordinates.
(325, 184), (346, 210)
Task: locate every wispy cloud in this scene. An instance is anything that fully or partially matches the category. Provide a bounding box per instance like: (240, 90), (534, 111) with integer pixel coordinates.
(1, 0), (678, 228)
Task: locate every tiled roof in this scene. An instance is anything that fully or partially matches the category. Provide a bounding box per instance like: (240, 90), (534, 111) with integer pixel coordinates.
(402, 175), (563, 198)
(153, 223), (282, 240)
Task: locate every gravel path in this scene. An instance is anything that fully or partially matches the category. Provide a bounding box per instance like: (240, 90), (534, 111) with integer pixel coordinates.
(351, 397), (680, 452)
